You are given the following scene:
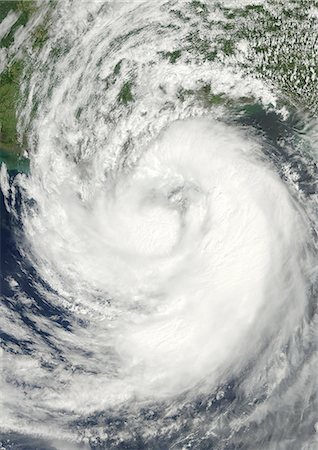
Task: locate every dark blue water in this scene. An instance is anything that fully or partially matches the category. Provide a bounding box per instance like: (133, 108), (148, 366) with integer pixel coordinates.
(0, 105), (317, 449)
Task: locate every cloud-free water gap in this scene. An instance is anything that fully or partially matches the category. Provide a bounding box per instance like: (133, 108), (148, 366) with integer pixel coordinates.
(0, 1), (317, 449)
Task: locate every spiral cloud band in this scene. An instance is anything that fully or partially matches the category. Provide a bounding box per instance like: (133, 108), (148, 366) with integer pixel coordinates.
(0, 1), (317, 449)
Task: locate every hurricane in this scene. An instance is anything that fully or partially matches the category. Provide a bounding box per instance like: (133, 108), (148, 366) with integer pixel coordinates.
(0, 1), (317, 449)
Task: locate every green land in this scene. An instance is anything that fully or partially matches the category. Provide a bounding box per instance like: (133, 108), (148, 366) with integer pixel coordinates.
(0, 0), (317, 172)
(0, 0), (48, 170)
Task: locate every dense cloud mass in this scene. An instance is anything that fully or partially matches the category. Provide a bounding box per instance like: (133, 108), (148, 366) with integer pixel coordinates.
(0, 1), (317, 449)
